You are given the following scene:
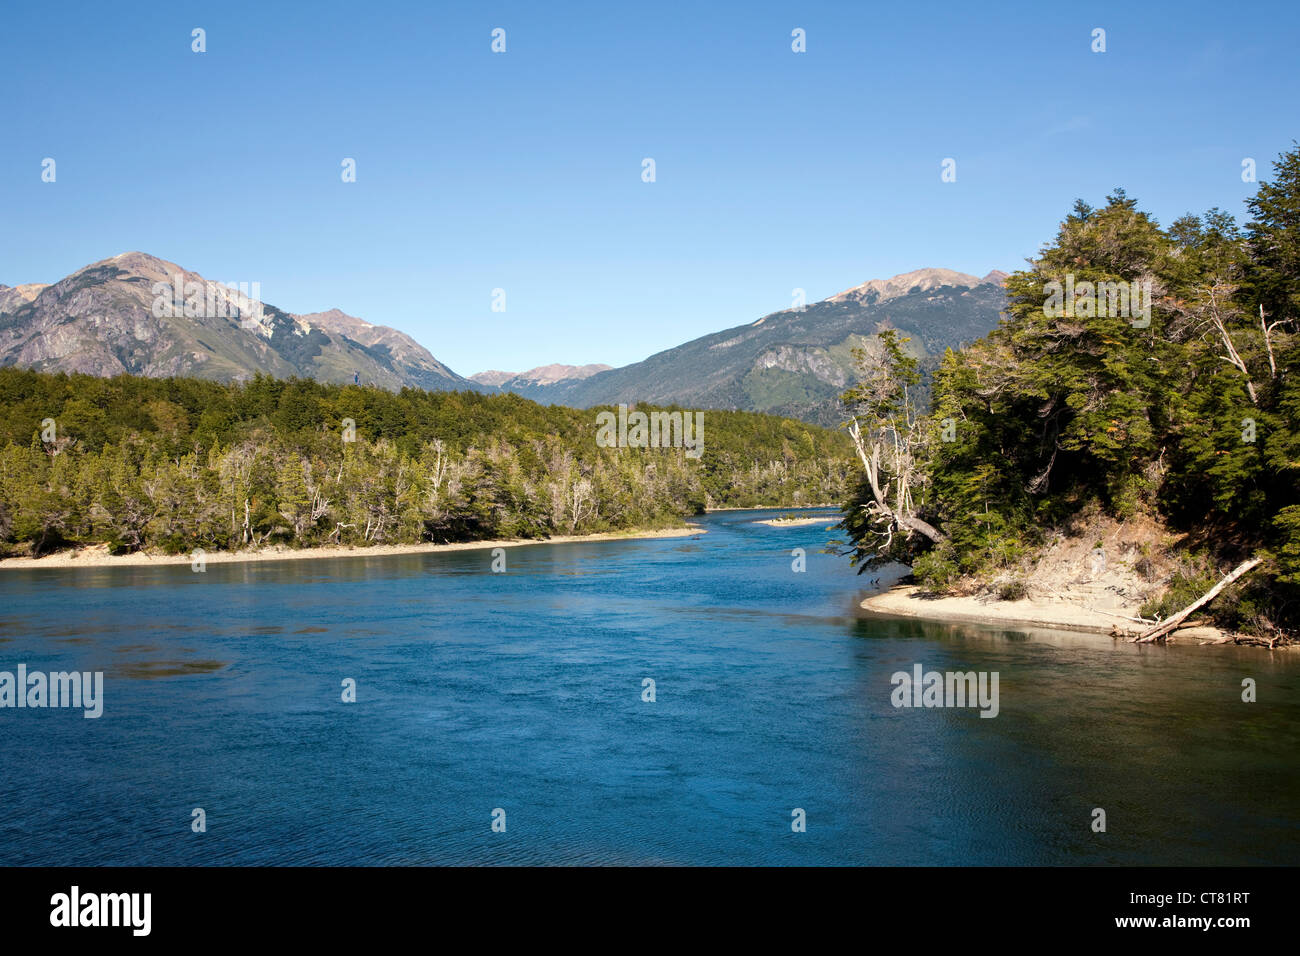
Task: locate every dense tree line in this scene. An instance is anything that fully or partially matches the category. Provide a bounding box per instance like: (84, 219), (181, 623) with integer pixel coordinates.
(0, 371), (853, 556)
(843, 145), (1300, 637)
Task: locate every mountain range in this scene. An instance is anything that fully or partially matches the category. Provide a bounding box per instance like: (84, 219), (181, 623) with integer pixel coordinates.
(1, 255), (1007, 423)
(470, 363), (613, 389)
(0, 253), (471, 392)
(475, 267), (1008, 424)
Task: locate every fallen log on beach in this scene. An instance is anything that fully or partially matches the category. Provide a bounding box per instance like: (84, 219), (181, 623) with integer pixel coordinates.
(1133, 558), (1262, 644)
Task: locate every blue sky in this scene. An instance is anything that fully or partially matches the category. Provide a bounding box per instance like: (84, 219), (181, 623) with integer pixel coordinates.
(2, 0), (1297, 375)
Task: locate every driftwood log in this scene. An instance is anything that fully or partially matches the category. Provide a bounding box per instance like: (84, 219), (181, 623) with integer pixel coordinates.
(1133, 558), (1262, 643)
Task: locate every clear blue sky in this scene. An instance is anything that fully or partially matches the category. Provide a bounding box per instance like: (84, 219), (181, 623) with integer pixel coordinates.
(2, 0), (1297, 375)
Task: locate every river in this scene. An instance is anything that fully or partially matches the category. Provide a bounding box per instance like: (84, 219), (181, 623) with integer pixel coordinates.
(0, 508), (1296, 865)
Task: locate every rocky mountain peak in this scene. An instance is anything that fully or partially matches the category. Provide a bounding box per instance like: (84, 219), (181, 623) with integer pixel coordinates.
(470, 363), (613, 387)
(0, 253), (471, 392)
(828, 267), (1001, 305)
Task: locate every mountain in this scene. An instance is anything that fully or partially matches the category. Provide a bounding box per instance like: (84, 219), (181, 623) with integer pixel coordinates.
(829, 267), (1007, 304)
(1, 256), (1007, 422)
(0, 283), (48, 315)
(470, 363), (613, 389)
(491, 268), (1008, 424)
(468, 370), (517, 387)
(0, 253), (475, 391)
(293, 308), (464, 390)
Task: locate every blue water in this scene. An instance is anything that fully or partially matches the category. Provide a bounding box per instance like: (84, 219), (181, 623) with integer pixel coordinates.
(0, 508), (1296, 865)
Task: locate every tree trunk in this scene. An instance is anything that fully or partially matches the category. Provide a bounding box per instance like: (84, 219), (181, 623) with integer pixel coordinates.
(1135, 558), (1262, 643)
(847, 417), (947, 546)
(897, 514), (948, 544)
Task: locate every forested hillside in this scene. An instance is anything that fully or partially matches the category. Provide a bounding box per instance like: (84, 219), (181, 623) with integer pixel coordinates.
(842, 145), (1300, 639)
(0, 370), (853, 556)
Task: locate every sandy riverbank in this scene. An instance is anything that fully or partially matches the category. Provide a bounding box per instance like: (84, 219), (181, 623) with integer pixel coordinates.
(859, 583), (1266, 647)
(857, 512), (1298, 647)
(861, 584), (1127, 634)
(0, 526), (705, 571)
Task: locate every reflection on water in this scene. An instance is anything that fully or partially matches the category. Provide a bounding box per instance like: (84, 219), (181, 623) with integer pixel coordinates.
(0, 508), (1296, 866)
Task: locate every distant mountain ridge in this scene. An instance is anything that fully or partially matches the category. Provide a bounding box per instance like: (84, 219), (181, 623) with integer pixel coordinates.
(471, 363), (614, 389)
(828, 267), (1007, 304)
(0, 253), (474, 391)
(0, 283), (48, 314)
(488, 268), (1009, 424)
(1, 256), (1008, 424)
(292, 307), (464, 390)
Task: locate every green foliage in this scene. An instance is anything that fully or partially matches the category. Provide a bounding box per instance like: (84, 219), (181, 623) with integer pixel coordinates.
(1273, 506), (1300, 585)
(996, 578), (1029, 602)
(1140, 564), (1220, 620)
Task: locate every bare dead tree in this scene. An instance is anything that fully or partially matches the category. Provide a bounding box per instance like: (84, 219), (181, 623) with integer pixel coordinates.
(1186, 280), (1259, 403)
(846, 417), (947, 550)
(842, 332), (947, 553)
(1261, 303), (1293, 381)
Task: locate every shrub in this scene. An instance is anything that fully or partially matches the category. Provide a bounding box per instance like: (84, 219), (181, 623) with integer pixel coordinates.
(996, 578), (1029, 601)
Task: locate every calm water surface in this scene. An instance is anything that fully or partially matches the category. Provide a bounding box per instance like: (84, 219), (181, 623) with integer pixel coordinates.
(0, 508), (1296, 865)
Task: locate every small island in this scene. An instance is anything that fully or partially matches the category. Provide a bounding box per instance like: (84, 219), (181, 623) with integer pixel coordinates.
(754, 513), (839, 528)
